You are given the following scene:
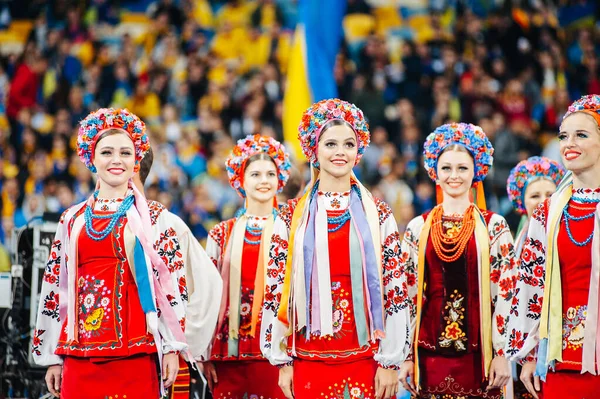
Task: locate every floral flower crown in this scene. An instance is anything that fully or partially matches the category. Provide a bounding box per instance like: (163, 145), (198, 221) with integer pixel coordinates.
(564, 94), (600, 119)
(78, 108), (149, 173)
(298, 98), (370, 168)
(226, 134), (291, 198)
(423, 122), (494, 183)
(507, 156), (565, 215)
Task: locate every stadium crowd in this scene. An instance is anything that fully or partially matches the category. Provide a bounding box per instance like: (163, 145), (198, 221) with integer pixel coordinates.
(0, 0), (598, 252)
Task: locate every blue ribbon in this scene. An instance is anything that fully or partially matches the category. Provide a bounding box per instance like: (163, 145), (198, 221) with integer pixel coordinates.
(133, 237), (157, 314)
(348, 189), (384, 333)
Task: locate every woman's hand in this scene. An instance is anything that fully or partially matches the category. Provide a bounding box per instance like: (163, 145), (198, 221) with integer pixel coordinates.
(374, 367), (399, 399)
(487, 355), (511, 390)
(520, 361), (541, 399)
(278, 365), (294, 399)
(162, 352), (180, 388)
(201, 361), (218, 392)
(398, 361), (418, 397)
(45, 364), (62, 397)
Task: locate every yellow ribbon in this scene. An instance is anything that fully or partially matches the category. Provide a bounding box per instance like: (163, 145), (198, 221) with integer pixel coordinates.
(473, 206), (492, 377)
(413, 209), (435, 390)
(540, 175), (571, 364)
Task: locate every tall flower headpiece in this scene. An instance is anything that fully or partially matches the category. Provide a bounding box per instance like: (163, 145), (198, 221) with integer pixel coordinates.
(298, 98), (370, 168)
(226, 134), (291, 198)
(78, 108), (149, 173)
(423, 122), (494, 183)
(507, 156), (565, 215)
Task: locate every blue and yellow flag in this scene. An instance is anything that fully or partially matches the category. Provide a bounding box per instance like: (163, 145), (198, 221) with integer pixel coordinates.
(283, 0), (347, 160)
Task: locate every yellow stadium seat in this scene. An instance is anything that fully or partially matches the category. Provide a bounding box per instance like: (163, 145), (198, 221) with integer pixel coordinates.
(120, 12), (151, 24)
(8, 20), (33, 39)
(343, 13), (376, 43)
(372, 6), (401, 36)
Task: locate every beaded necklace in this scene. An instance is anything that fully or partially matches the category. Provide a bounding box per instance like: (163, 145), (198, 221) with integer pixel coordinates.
(430, 204), (475, 263)
(237, 208), (278, 246)
(84, 192), (135, 241)
(562, 203), (596, 247)
(327, 209), (351, 232)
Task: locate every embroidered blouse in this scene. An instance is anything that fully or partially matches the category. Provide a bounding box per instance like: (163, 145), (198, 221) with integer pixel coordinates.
(401, 209), (517, 358)
(505, 188), (600, 369)
(260, 191), (411, 369)
(32, 197), (221, 365)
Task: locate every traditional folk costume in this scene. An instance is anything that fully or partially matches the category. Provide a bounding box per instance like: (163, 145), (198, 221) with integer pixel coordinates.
(205, 134), (291, 399)
(505, 156), (565, 399)
(32, 109), (217, 399)
(505, 95), (600, 398)
(401, 123), (518, 398)
(260, 99), (411, 398)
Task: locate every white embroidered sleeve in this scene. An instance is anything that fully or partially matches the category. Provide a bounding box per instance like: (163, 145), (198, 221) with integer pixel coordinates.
(260, 213), (293, 366)
(171, 215), (223, 361)
(505, 203), (547, 363)
(487, 213), (518, 356)
(32, 218), (66, 366)
(374, 203), (412, 369)
(399, 215), (425, 358)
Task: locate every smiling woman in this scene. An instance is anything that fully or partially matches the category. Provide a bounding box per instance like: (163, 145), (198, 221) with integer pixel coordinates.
(260, 99), (411, 399)
(203, 134), (291, 399)
(32, 108), (196, 399)
(505, 95), (600, 399)
(399, 122), (516, 399)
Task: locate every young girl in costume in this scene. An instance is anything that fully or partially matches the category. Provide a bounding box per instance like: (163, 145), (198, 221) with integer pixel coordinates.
(261, 99), (410, 399)
(505, 95), (600, 399)
(505, 156), (565, 398)
(398, 123), (516, 399)
(33, 108), (194, 398)
(203, 134), (291, 398)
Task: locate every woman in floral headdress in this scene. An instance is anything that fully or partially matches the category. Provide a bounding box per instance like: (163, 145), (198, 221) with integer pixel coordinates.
(398, 123), (517, 399)
(506, 157), (565, 259)
(260, 99), (410, 399)
(202, 134), (291, 398)
(505, 156), (565, 399)
(505, 94), (600, 399)
(33, 109), (194, 399)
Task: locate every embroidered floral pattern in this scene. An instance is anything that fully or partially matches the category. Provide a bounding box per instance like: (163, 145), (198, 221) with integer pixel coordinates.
(44, 241), (61, 286)
(41, 291), (60, 320)
(401, 211), (517, 359)
(32, 329), (45, 356)
(424, 375), (501, 398)
(147, 200), (166, 225)
(155, 228), (184, 273)
(563, 305), (587, 350)
(77, 276), (112, 338)
(321, 378), (374, 399)
(439, 290), (467, 351)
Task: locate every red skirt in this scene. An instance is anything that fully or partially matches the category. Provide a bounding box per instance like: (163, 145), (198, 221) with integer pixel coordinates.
(212, 360), (281, 399)
(294, 357), (377, 399)
(419, 351), (501, 399)
(61, 354), (159, 399)
(540, 370), (598, 399)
